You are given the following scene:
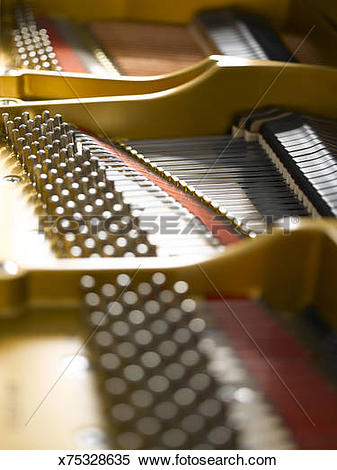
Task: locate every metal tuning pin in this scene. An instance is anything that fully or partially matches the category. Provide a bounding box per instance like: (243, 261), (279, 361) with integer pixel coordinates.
(12, 3), (61, 71)
(81, 274), (236, 450)
(2, 109), (230, 260)
(2, 110), (158, 259)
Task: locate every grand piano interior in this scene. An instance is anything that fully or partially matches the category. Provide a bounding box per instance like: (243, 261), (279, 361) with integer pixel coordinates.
(0, 0), (336, 452)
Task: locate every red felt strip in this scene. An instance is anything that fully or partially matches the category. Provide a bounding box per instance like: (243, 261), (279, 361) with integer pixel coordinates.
(208, 298), (337, 449)
(38, 17), (88, 73)
(90, 136), (240, 246)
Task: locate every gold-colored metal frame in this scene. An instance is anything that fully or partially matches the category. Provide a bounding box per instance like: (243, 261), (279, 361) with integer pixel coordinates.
(0, 57), (217, 101)
(0, 57), (337, 324)
(1, 0), (337, 80)
(1, 57), (336, 137)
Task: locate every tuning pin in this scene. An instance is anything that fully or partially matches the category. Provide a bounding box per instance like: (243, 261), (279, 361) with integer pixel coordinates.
(45, 188), (62, 209)
(40, 122), (47, 136)
(6, 121), (14, 144)
(63, 199), (77, 216)
(18, 123), (26, 137)
(38, 135), (47, 149)
(26, 119), (34, 132)
(72, 166), (83, 182)
(60, 134), (68, 149)
(22, 146), (30, 167)
(34, 114), (42, 128)
(54, 114), (63, 127)
(66, 157), (76, 172)
(96, 167), (106, 182)
(32, 127), (40, 141)
(34, 149), (43, 165)
(44, 144), (53, 159)
(42, 158), (52, 173)
(50, 152), (59, 166)
(68, 182), (80, 199)
(25, 132), (33, 147)
(12, 129), (20, 152)
(42, 110), (50, 123)
(27, 154), (38, 179)
(14, 116), (22, 128)
(66, 143), (75, 158)
(35, 172), (48, 194)
(53, 126), (61, 140)
(53, 178), (64, 195)
(45, 193), (60, 212)
(46, 118), (54, 132)
(66, 129), (74, 145)
(21, 111), (30, 125)
(83, 148), (91, 161)
(46, 131), (54, 146)
(42, 61), (51, 70)
(61, 122), (69, 135)
(64, 172), (75, 187)
(52, 140), (60, 154)
(82, 160), (91, 176)
(75, 192), (86, 209)
(2, 113), (10, 133)
(75, 152), (84, 167)
(90, 157), (99, 171)
(48, 168), (59, 184)
(31, 141), (40, 155)
(56, 162), (66, 178)
(17, 137), (25, 160)
(87, 173), (99, 188)
(58, 148), (67, 163)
